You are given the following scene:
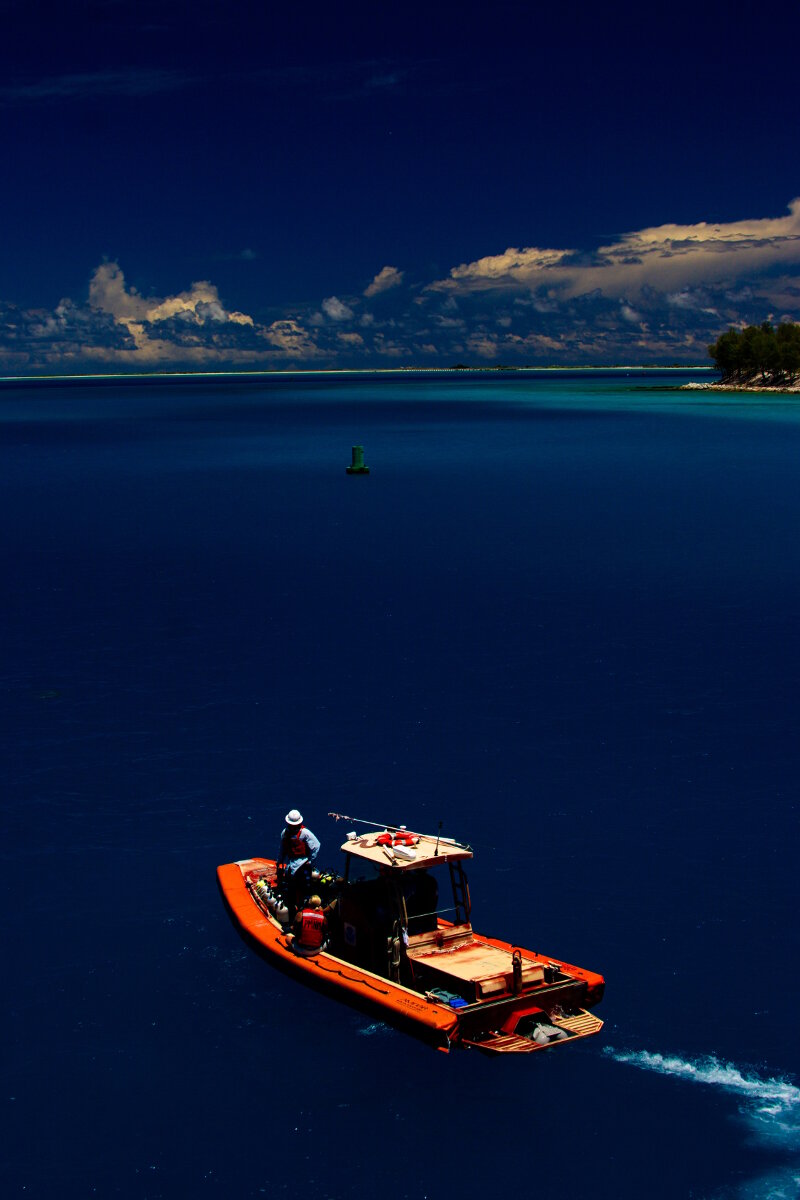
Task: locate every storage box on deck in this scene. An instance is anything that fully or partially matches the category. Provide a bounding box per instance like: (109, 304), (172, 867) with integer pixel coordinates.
(476, 960), (545, 998)
(409, 932), (546, 1002)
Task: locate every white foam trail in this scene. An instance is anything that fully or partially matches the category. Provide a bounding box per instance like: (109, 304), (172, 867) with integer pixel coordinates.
(605, 1047), (800, 1152)
(735, 1165), (800, 1200)
(607, 1048), (800, 1113)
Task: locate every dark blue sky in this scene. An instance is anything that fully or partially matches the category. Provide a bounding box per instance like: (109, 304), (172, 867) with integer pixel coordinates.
(2, 0), (799, 370)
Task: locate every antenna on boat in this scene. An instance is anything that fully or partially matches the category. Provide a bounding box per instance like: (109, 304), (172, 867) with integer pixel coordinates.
(435, 821), (442, 856)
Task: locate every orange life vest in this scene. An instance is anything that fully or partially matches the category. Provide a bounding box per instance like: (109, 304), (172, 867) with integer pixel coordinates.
(283, 830), (309, 861)
(298, 908), (326, 949)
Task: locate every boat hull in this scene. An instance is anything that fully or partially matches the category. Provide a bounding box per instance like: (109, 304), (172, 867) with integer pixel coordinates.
(217, 857), (604, 1055)
(218, 860), (458, 1051)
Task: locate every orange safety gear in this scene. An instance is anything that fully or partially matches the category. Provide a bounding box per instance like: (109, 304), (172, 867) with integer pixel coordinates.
(297, 907), (326, 950)
(376, 830), (417, 847)
(284, 830), (309, 860)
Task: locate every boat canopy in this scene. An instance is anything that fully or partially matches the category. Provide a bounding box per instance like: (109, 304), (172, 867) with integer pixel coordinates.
(340, 831), (472, 872)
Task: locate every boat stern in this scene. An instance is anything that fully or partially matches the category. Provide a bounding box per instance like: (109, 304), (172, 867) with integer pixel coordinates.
(460, 1005), (604, 1053)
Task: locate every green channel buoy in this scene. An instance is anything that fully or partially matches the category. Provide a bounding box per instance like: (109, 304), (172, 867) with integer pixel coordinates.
(346, 444), (370, 475)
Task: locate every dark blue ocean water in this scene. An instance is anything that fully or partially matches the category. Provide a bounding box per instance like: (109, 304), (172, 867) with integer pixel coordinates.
(2, 370), (798, 1200)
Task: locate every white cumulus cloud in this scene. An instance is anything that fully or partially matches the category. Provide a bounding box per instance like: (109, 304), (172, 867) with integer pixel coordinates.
(364, 265), (404, 297)
(4, 199), (800, 373)
(321, 295), (355, 321)
(431, 199), (800, 301)
(89, 262), (253, 328)
(260, 319), (322, 357)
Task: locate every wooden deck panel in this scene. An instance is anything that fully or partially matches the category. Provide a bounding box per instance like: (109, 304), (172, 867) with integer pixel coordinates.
(550, 1011), (604, 1037)
(410, 939), (545, 989)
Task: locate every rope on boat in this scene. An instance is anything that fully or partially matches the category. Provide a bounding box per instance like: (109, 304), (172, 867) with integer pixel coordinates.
(277, 937), (391, 993)
(311, 959), (391, 994)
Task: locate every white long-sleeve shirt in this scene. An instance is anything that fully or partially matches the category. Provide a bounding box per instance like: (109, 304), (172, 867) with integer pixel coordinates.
(278, 825), (320, 874)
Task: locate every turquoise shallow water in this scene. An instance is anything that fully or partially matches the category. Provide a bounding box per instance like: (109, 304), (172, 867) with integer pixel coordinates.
(1, 368), (798, 1199)
(5, 366), (800, 425)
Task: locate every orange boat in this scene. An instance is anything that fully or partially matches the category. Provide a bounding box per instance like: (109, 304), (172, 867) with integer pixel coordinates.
(217, 817), (605, 1054)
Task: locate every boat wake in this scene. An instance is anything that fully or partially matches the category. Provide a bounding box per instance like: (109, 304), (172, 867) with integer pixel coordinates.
(356, 1021), (395, 1038)
(605, 1047), (800, 1198)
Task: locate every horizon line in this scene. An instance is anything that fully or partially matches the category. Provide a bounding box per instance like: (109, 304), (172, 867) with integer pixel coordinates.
(0, 364), (717, 384)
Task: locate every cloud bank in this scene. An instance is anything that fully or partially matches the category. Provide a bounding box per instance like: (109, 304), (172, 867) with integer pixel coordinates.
(433, 199), (800, 301)
(2, 200), (800, 373)
(0, 68), (193, 104)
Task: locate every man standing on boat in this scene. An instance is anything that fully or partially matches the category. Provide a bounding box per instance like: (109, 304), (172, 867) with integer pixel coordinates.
(277, 809), (320, 917)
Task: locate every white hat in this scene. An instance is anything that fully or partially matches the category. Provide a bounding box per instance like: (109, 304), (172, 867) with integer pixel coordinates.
(285, 809), (303, 826)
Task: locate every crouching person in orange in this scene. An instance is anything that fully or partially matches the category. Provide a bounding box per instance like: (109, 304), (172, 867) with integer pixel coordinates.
(292, 894), (328, 956)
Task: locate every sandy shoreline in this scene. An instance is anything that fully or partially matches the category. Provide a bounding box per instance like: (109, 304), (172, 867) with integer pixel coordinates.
(682, 380), (800, 395)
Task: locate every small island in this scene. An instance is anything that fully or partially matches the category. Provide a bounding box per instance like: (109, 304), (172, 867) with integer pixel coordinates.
(687, 321), (800, 393)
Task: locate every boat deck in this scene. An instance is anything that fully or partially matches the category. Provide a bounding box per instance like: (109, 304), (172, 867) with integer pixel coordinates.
(463, 1010), (604, 1054)
(218, 854), (604, 1055)
(409, 933), (545, 999)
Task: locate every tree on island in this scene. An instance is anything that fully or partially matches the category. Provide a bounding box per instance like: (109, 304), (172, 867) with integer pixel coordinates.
(708, 321), (800, 385)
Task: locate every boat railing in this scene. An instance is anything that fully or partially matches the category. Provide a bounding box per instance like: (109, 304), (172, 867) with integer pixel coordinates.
(413, 905), (460, 920)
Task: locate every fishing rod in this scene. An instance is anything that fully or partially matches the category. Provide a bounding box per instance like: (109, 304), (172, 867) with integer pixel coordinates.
(327, 811), (468, 850)
(329, 811), (408, 831)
